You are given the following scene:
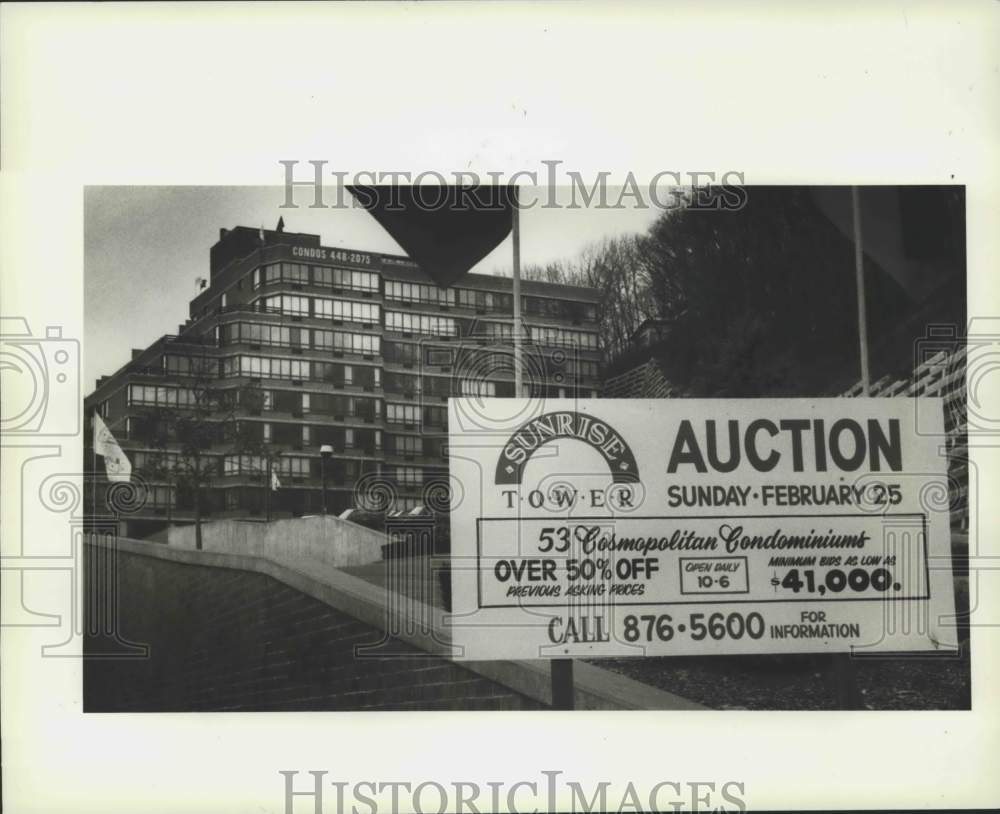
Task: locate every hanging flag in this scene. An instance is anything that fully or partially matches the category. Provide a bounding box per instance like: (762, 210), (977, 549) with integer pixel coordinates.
(93, 413), (132, 483)
(271, 468), (282, 491)
(347, 185), (516, 287)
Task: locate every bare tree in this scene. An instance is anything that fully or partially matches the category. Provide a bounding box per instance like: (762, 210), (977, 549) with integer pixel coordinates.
(134, 350), (261, 549)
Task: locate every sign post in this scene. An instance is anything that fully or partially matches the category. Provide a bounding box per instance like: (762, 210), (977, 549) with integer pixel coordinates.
(550, 659), (575, 710)
(448, 398), (957, 705)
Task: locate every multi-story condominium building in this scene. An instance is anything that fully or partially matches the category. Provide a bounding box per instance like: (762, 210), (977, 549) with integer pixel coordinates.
(85, 224), (602, 536)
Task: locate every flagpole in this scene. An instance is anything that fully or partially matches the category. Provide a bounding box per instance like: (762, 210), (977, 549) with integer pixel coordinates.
(828, 187), (867, 710)
(852, 186), (870, 396)
(91, 411), (98, 538)
(510, 186), (576, 709)
(511, 187), (522, 397)
(265, 457), (271, 523)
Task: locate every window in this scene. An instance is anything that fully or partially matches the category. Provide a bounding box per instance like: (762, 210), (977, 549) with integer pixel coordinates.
(128, 384), (196, 407)
(311, 329), (379, 354)
(278, 456), (311, 478)
(392, 466), (423, 486)
(385, 311), (457, 337)
(302, 425), (311, 446)
(385, 279), (455, 306)
(344, 331), (379, 354)
(261, 294), (310, 315)
(223, 455), (267, 476)
(164, 354), (215, 376)
(313, 298), (380, 324)
(386, 403), (419, 425)
(391, 435), (422, 456)
(422, 377), (451, 398)
(350, 397), (379, 421)
(263, 423), (271, 442)
(283, 263), (310, 285)
(146, 485), (174, 507)
(255, 263), (311, 286)
(272, 390), (299, 413)
(221, 356), (239, 377)
(423, 405), (447, 427)
(383, 341), (420, 365)
(384, 372), (421, 396)
(134, 450), (181, 473)
(459, 379), (496, 397)
(222, 322), (293, 347)
(236, 355), (308, 380)
(529, 325), (599, 350)
(457, 288), (512, 312)
(469, 321), (514, 340)
(313, 266), (379, 292)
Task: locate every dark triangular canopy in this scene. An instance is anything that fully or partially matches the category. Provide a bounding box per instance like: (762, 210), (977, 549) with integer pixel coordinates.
(348, 185), (515, 287)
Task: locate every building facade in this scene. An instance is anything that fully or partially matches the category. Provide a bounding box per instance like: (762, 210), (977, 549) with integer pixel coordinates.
(85, 225), (602, 535)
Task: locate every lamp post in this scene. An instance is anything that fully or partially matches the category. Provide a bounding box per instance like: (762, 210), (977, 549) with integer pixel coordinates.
(319, 444), (333, 515)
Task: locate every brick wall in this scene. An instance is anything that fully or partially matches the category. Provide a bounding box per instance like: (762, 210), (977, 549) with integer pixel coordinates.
(83, 548), (542, 711)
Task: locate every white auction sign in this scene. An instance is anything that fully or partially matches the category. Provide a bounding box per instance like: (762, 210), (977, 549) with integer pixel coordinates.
(448, 398), (957, 661)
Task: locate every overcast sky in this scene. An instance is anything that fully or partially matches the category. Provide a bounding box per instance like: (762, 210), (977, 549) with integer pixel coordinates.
(83, 186), (659, 391)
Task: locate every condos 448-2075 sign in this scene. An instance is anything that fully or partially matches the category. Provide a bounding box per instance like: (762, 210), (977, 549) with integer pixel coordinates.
(447, 398), (957, 661)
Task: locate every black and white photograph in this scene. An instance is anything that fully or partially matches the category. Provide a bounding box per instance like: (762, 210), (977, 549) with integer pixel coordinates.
(2, 3), (998, 813)
(81, 183), (969, 713)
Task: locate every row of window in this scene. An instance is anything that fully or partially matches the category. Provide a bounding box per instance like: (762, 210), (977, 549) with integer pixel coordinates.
(254, 263), (380, 293)
(144, 485), (175, 506)
(223, 454), (313, 478)
(249, 423), (382, 451)
(380, 343), (599, 379)
(164, 354), (216, 377)
(133, 450), (186, 472)
(523, 295), (597, 323)
(220, 355), (381, 387)
(252, 265), (596, 323)
(391, 466), (425, 486)
(382, 373), (500, 398)
(386, 403), (421, 425)
(384, 313), (598, 348)
(385, 311), (459, 337)
(388, 434), (423, 456)
(259, 295), (381, 325)
(384, 403), (447, 426)
(253, 390), (381, 419)
(530, 325), (600, 350)
(385, 279), (453, 306)
(223, 355), (310, 380)
(219, 322), (380, 355)
(366, 280), (518, 314)
(129, 384), (200, 408)
(467, 321), (515, 340)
